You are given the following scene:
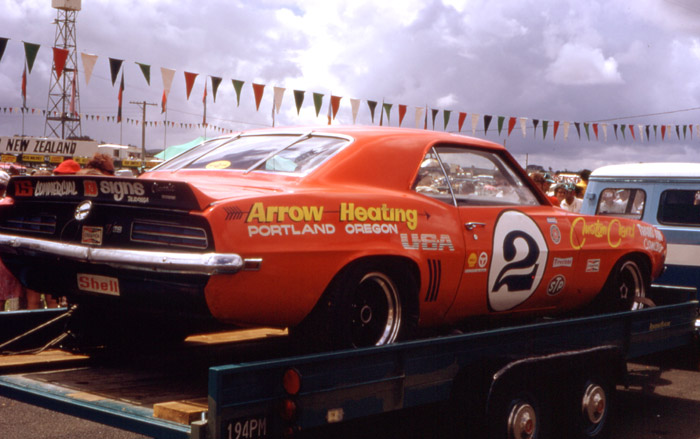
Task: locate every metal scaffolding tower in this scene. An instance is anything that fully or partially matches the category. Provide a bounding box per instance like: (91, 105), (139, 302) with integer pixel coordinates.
(44, 0), (82, 139)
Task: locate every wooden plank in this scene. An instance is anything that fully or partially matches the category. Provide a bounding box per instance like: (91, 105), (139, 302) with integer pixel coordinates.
(153, 398), (208, 424)
(184, 327), (287, 345)
(0, 350), (88, 369)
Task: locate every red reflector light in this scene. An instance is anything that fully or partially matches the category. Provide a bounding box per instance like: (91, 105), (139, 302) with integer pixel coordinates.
(283, 368), (301, 395)
(280, 398), (297, 421)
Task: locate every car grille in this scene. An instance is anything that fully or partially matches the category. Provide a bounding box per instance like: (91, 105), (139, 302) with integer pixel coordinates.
(1, 214), (57, 234)
(130, 221), (209, 249)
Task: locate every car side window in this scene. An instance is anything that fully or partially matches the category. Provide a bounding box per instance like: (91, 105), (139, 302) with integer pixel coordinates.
(595, 188), (645, 220)
(413, 146), (539, 207)
(658, 190), (700, 226)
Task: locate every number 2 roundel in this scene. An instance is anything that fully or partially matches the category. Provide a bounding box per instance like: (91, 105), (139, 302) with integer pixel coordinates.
(487, 210), (548, 311)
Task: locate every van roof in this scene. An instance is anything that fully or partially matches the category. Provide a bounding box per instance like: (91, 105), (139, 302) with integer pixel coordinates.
(590, 162), (700, 178)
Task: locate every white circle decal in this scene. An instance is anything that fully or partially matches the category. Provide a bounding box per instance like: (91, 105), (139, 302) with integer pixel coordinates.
(487, 210), (548, 311)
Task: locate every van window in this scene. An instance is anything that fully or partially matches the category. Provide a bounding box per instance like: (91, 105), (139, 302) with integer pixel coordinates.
(595, 188), (645, 220)
(658, 190), (700, 226)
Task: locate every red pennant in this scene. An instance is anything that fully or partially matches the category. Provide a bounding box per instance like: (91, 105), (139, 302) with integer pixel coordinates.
(507, 117), (517, 136)
(398, 104), (407, 126)
(184, 72), (198, 100)
(458, 112), (466, 132)
(661, 125), (666, 140)
(252, 83), (265, 111)
(552, 121), (559, 140)
(161, 90), (168, 113)
(629, 124), (635, 140)
(52, 47), (69, 81)
(593, 123), (599, 140)
(330, 95), (342, 120)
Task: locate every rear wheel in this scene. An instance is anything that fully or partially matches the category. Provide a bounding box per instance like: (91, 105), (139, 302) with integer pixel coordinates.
(590, 257), (651, 314)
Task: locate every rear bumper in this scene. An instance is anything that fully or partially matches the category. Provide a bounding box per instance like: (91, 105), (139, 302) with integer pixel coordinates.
(0, 234), (243, 275)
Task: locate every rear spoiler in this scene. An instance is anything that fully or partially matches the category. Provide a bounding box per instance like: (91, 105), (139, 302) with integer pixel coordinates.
(6, 176), (207, 211)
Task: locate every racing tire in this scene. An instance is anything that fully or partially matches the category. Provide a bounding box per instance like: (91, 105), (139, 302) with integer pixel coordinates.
(488, 387), (549, 439)
(591, 257), (651, 314)
(293, 261), (418, 350)
(568, 376), (614, 439)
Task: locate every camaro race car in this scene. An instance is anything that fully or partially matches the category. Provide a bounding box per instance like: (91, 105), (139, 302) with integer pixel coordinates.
(0, 127), (666, 348)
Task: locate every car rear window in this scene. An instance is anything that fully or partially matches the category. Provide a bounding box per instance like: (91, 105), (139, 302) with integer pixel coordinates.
(155, 134), (349, 174)
(595, 188), (646, 220)
(658, 189), (700, 226)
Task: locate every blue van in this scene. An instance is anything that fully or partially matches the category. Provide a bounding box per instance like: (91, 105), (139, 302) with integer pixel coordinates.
(581, 163), (700, 295)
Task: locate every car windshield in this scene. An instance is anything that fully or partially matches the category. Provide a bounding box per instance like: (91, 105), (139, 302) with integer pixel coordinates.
(155, 134), (349, 174)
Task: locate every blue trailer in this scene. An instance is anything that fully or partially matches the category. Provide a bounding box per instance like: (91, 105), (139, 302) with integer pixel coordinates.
(0, 286), (697, 439)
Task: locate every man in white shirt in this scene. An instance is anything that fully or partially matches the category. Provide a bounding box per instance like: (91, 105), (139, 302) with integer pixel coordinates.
(559, 183), (583, 213)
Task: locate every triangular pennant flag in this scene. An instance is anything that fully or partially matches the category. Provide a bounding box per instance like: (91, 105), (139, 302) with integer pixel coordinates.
(232, 79), (244, 106)
(507, 117), (517, 136)
(564, 122), (571, 141)
(583, 123), (590, 140)
(443, 110), (451, 131)
(350, 98), (360, 124)
(383, 103), (393, 125)
(472, 114), (480, 135)
(367, 100), (377, 123)
(330, 95), (341, 120)
(136, 62), (151, 85)
(21, 66), (26, 108)
(430, 109), (438, 129)
(621, 124), (627, 140)
(313, 92), (324, 117)
(161, 89), (168, 113)
(520, 117), (528, 138)
(602, 123), (608, 141)
(593, 123), (599, 140)
(574, 122), (581, 139)
(398, 104), (407, 126)
(675, 125), (681, 140)
(184, 72), (198, 100)
(497, 116), (505, 135)
(274, 87), (286, 114)
(415, 107), (425, 129)
(117, 71), (124, 123)
(458, 112), (467, 132)
(293, 90), (305, 115)
(542, 120), (549, 140)
(211, 76), (222, 103)
(108, 58), (123, 86)
(683, 125), (688, 139)
(484, 115), (493, 135)
(553, 121), (560, 140)
(252, 83), (265, 110)
(614, 124), (619, 140)
(0, 38), (8, 63)
(532, 119), (539, 137)
(52, 47), (69, 81)
(640, 125), (646, 141)
(80, 53), (98, 85)
(654, 125), (659, 140)
(629, 124), (636, 141)
(23, 42), (40, 74)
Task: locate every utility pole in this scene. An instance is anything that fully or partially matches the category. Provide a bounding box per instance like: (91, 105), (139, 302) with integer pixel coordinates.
(130, 101), (157, 169)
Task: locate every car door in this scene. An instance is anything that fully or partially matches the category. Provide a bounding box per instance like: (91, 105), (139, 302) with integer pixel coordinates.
(413, 145), (582, 323)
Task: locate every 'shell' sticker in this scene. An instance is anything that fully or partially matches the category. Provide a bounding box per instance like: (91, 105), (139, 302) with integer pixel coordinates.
(77, 273), (120, 296)
(81, 226), (103, 245)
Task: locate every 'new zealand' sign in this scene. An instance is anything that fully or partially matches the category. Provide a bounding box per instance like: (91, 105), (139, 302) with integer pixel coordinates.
(0, 136), (98, 157)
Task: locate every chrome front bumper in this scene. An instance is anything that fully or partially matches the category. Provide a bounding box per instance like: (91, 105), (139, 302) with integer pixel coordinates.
(0, 234), (244, 275)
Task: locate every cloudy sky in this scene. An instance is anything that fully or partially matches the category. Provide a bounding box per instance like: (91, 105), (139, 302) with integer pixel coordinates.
(2, 0), (700, 172)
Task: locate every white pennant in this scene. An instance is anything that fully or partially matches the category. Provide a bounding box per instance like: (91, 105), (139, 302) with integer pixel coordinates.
(471, 113), (480, 135)
(273, 86), (285, 114)
(161, 67), (175, 94)
(602, 123), (608, 141)
(350, 98), (360, 124)
(563, 122), (570, 141)
(81, 52), (98, 86)
(519, 117), (528, 138)
(415, 107), (424, 128)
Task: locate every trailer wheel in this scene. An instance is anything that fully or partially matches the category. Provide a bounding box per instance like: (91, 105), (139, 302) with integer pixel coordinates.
(294, 261), (418, 350)
(570, 377), (613, 439)
(595, 258), (650, 313)
(488, 388), (549, 439)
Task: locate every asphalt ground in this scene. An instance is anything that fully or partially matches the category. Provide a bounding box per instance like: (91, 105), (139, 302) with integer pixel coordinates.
(2, 353), (700, 438)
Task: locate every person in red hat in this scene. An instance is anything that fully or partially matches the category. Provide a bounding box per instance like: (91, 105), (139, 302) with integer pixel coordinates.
(53, 159), (81, 175)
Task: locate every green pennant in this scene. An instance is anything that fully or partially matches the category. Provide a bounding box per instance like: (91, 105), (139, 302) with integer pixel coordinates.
(293, 90), (305, 114)
(620, 124), (626, 139)
(367, 100), (377, 123)
(383, 103), (393, 124)
(0, 38), (8, 63)
(211, 76), (222, 102)
(23, 42), (40, 74)
(653, 125), (657, 140)
(136, 62), (151, 85)
(584, 123), (590, 140)
(542, 120), (549, 139)
(497, 116), (505, 135)
(313, 92), (324, 117)
(444, 110), (452, 131)
(232, 79), (244, 106)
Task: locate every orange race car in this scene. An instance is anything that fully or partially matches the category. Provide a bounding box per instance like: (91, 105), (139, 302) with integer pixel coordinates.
(0, 127), (666, 348)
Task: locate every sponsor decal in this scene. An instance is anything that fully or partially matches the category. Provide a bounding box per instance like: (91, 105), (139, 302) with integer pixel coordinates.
(464, 268), (487, 273)
(547, 275), (566, 296)
(81, 226), (103, 245)
(649, 321), (671, 331)
(99, 180), (147, 202)
(570, 217), (635, 250)
(246, 202), (324, 223)
(552, 257), (573, 268)
(546, 217), (558, 224)
(35, 180), (78, 197)
(13, 180), (34, 196)
(401, 233), (455, 251)
(77, 273), (120, 296)
(344, 223), (398, 235)
(468, 252), (478, 267)
(637, 224), (664, 242)
(339, 202), (418, 231)
(549, 225), (561, 244)
(205, 160), (231, 169)
(488, 211), (548, 311)
(248, 224), (336, 237)
(644, 239), (665, 253)
(83, 180), (99, 197)
(478, 252), (488, 268)
(586, 259), (601, 273)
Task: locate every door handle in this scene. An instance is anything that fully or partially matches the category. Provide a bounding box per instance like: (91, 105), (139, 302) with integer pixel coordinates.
(464, 222), (486, 231)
